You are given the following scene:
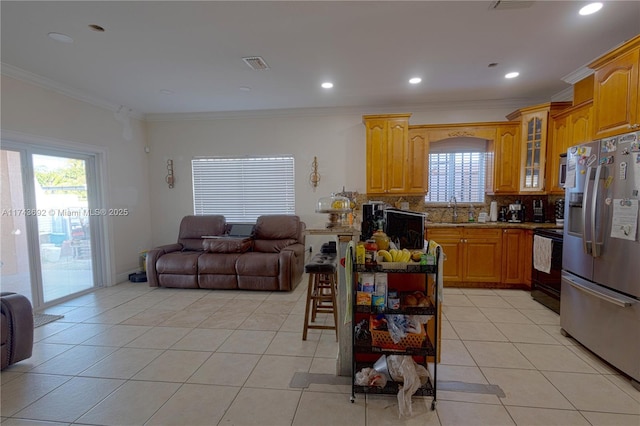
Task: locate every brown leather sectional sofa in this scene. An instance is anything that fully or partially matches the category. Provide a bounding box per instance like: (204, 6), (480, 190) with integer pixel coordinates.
(146, 214), (306, 291)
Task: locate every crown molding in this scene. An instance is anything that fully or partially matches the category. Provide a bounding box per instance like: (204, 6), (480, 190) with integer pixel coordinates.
(562, 65), (594, 85)
(145, 98), (539, 122)
(551, 86), (573, 102)
(1, 63), (144, 121)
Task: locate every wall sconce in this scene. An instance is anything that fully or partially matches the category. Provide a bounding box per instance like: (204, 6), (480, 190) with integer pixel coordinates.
(166, 159), (175, 188)
(309, 156), (320, 190)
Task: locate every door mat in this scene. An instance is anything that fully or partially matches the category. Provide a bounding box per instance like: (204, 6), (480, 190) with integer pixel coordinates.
(33, 313), (64, 328)
(437, 380), (505, 397)
(289, 373), (505, 397)
(289, 372), (351, 388)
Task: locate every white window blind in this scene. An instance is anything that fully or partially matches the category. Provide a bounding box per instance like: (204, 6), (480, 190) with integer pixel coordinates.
(192, 156), (295, 222)
(426, 152), (486, 203)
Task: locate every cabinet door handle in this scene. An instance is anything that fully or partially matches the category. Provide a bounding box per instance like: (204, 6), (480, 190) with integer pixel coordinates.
(631, 124), (640, 129)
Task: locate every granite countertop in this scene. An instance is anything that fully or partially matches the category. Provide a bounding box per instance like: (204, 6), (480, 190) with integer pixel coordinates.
(426, 221), (563, 230)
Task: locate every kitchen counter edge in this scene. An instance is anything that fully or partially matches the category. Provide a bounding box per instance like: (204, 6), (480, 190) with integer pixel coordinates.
(426, 222), (562, 230)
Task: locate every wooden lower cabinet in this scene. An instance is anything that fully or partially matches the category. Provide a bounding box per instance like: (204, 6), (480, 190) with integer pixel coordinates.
(464, 229), (502, 282)
(427, 228), (502, 286)
(427, 226), (532, 288)
(501, 229), (533, 287)
(426, 228), (464, 282)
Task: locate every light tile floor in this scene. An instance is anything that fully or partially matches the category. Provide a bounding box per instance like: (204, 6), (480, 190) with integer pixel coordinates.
(1, 281), (639, 425)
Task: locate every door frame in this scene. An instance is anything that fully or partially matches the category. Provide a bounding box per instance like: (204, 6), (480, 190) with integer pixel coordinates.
(1, 130), (113, 309)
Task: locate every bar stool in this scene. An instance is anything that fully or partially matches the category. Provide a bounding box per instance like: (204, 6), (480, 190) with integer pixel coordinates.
(302, 253), (338, 341)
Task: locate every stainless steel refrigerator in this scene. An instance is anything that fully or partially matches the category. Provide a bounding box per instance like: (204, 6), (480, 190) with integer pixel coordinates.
(562, 131), (640, 390)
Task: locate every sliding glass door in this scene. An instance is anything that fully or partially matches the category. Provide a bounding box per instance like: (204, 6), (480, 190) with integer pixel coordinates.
(1, 145), (102, 308)
(1, 149), (33, 301)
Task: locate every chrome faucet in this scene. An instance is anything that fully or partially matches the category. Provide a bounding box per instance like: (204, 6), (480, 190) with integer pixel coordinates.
(448, 196), (458, 223)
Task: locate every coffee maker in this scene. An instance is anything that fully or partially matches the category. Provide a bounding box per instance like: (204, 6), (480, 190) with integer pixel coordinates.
(532, 199), (545, 223)
(507, 200), (525, 223)
(361, 201), (385, 240)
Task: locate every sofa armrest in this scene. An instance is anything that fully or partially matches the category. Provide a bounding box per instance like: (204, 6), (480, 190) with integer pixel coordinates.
(146, 243), (183, 287)
(1, 293), (33, 369)
(278, 244), (306, 291)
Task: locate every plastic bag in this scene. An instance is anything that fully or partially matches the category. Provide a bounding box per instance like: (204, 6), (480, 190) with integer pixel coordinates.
(386, 355), (430, 418)
(385, 315), (423, 343)
(354, 367), (388, 388)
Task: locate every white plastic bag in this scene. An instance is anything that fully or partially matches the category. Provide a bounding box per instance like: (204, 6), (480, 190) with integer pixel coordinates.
(386, 355), (430, 418)
(354, 367), (388, 388)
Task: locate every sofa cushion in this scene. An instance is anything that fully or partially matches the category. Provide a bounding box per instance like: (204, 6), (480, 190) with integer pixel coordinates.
(198, 253), (242, 274)
(203, 238), (252, 253)
(156, 251), (201, 274)
(178, 215), (227, 251)
(254, 238), (298, 253)
(253, 215), (300, 240)
(236, 252), (279, 277)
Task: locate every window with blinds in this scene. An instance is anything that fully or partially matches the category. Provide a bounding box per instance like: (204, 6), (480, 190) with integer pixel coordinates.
(192, 156), (295, 222)
(425, 137), (487, 203)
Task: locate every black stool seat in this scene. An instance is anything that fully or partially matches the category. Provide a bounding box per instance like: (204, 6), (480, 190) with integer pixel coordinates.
(304, 254), (337, 273)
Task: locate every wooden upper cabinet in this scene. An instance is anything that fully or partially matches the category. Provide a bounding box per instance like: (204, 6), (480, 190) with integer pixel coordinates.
(489, 124), (520, 194)
(407, 128), (429, 194)
(508, 102), (571, 194)
(569, 102), (593, 145)
(590, 38), (640, 138)
(363, 114), (428, 195)
(547, 114), (569, 195)
(548, 102), (592, 195)
(364, 117), (387, 194)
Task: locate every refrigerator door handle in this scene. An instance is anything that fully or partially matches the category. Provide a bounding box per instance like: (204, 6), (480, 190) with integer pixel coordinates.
(582, 166), (593, 255)
(566, 277), (635, 308)
(591, 165), (602, 258)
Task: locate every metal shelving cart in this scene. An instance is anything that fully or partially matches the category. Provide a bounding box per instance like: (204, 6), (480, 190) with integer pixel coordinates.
(350, 251), (440, 411)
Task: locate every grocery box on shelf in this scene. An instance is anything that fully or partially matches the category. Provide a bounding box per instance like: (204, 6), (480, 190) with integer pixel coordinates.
(369, 317), (426, 350)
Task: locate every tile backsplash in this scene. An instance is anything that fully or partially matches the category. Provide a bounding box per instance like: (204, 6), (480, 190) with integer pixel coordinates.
(354, 194), (564, 224)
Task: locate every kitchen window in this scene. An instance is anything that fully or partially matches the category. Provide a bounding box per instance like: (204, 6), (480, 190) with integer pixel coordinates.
(425, 138), (487, 203)
(192, 155), (295, 222)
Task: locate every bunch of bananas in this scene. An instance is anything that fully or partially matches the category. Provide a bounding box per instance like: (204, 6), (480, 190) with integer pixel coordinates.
(377, 248), (418, 263)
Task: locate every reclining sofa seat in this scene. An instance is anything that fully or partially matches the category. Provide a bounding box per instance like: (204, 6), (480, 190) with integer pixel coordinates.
(148, 215), (227, 288)
(237, 214), (305, 291)
(147, 214), (305, 291)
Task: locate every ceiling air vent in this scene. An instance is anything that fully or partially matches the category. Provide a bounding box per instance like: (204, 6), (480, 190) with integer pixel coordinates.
(489, 1), (535, 10)
(242, 56), (270, 70)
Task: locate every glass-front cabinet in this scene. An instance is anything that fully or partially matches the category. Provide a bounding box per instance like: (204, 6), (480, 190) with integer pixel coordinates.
(522, 111), (546, 191)
(507, 102), (571, 194)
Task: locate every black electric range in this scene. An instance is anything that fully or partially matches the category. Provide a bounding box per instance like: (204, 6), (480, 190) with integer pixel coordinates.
(531, 228), (563, 314)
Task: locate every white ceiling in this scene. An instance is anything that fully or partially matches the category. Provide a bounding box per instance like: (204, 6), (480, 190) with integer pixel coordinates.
(2, 1), (639, 118)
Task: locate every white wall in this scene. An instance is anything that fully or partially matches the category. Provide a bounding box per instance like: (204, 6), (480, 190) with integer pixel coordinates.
(146, 103), (526, 249)
(1, 75), (152, 284)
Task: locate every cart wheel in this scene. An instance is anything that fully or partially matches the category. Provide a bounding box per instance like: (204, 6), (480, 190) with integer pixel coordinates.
(350, 396), (355, 403)
(431, 400), (437, 410)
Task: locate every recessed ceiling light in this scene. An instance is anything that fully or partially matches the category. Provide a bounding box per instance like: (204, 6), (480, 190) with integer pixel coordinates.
(159, 89), (174, 95)
(239, 86), (252, 92)
(505, 71), (520, 79)
(409, 77), (422, 84)
(488, 63), (499, 68)
(321, 82), (334, 89)
(47, 32), (73, 43)
(88, 24), (105, 32)
(579, 2), (603, 15)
